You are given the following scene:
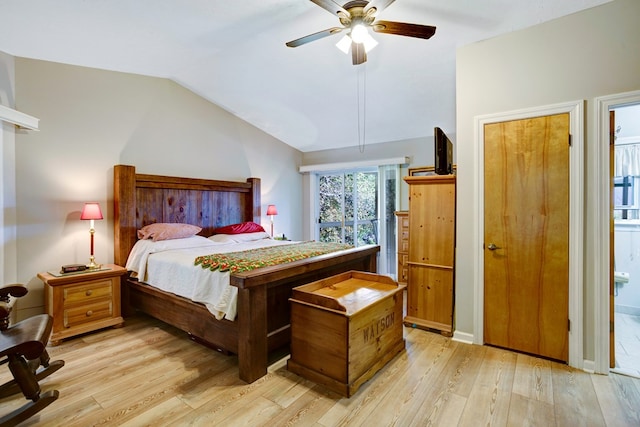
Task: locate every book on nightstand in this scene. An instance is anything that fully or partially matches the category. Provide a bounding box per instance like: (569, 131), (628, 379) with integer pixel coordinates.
(61, 264), (87, 273)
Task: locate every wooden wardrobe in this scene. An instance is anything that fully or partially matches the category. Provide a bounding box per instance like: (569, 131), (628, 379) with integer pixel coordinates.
(403, 175), (456, 336)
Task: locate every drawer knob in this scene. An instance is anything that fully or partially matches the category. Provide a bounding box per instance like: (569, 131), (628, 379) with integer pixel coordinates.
(86, 310), (93, 317)
(86, 290), (93, 296)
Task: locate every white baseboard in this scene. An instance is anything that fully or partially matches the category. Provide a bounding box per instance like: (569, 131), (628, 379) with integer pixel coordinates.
(583, 359), (596, 374)
(452, 330), (474, 345)
(615, 304), (640, 316)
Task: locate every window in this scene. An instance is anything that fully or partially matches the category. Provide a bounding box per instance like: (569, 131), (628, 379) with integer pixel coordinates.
(614, 175), (639, 220)
(317, 170), (378, 246)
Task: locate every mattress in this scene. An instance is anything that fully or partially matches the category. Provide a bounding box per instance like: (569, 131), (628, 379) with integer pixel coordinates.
(125, 235), (293, 321)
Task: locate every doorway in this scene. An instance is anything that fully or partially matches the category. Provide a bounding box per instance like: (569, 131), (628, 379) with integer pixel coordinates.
(610, 103), (640, 377)
(591, 91), (640, 374)
(305, 161), (401, 278)
(473, 100), (584, 368)
(596, 90), (640, 375)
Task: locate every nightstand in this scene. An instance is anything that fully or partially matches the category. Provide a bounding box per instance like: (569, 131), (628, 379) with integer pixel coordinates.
(38, 264), (127, 345)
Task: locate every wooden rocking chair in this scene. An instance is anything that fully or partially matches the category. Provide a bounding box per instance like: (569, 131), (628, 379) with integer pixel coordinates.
(0, 283), (64, 427)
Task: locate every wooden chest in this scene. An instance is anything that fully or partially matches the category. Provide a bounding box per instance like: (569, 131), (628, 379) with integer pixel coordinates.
(287, 271), (406, 397)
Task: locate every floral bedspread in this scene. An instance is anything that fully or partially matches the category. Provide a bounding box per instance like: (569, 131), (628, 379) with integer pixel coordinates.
(194, 241), (353, 273)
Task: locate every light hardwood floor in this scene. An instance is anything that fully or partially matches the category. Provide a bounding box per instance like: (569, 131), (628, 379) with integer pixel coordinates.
(3, 314), (640, 427)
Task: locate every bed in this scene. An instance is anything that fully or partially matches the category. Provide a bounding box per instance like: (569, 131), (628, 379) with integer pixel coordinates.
(113, 164), (380, 383)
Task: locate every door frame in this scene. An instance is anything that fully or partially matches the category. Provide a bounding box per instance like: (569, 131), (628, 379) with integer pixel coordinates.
(473, 100), (584, 369)
(595, 90), (640, 374)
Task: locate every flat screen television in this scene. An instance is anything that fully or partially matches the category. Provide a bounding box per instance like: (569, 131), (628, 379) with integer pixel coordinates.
(434, 127), (453, 175)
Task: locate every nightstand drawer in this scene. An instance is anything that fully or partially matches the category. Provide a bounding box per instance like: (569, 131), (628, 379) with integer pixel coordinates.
(63, 279), (113, 306)
(64, 300), (113, 328)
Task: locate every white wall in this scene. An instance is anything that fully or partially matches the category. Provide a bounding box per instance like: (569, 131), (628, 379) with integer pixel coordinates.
(12, 58), (303, 319)
(456, 0), (640, 361)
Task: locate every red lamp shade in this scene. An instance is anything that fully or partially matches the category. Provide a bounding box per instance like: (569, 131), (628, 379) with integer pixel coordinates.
(80, 202), (103, 221)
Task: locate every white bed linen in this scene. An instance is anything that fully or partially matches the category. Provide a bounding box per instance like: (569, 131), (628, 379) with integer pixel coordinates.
(125, 235), (293, 321)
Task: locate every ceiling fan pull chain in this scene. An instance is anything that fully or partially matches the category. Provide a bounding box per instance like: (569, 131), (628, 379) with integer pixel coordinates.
(358, 65), (367, 153)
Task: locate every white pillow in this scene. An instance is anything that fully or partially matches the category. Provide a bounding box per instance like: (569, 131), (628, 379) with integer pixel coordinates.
(228, 231), (271, 242)
(208, 234), (236, 243)
(209, 231), (271, 243)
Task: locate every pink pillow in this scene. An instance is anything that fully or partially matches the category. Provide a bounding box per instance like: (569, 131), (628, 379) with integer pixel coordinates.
(137, 223), (202, 242)
(212, 221), (265, 235)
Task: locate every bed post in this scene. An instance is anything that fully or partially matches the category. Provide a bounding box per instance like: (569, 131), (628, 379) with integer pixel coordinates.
(247, 178), (261, 224)
(114, 165), (137, 267)
(236, 284), (268, 383)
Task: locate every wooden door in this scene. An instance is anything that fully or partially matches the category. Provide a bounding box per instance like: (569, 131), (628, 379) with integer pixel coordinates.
(484, 113), (570, 362)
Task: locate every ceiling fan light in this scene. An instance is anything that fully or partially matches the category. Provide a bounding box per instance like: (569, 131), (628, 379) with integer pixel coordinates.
(350, 23), (368, 44)
(336, 34), (351, 54)
(362, 32), (378, 53)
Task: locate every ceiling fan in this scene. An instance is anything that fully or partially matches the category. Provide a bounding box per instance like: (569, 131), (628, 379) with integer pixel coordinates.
(286, 0), (436, 65)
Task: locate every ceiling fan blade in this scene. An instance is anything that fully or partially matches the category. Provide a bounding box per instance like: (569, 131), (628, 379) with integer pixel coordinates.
(372, 20), (436, 39)
(310, 0), (349, 17)
(286, 27), (343, 48)
(352, 42), (367, 65)
(363, 0), (396, 16)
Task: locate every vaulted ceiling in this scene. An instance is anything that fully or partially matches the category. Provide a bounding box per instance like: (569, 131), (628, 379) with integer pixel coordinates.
(0, 0), (610, 152)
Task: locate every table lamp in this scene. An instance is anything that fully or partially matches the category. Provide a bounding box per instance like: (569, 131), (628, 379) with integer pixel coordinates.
(80, 202), (103, 269)
(266, 204), (277, 237)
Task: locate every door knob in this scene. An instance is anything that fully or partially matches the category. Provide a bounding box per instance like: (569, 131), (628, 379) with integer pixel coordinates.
(487, 243), (501, 251)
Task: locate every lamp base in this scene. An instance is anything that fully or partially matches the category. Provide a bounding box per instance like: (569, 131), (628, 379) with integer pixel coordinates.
(86, 256), (101, 270)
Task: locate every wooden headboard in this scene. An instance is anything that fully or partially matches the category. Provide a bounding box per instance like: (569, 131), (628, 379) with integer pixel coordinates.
(113, 165), (261, 267)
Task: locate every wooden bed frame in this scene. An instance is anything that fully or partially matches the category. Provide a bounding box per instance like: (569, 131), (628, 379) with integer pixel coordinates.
(113, 165), (379, 383)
